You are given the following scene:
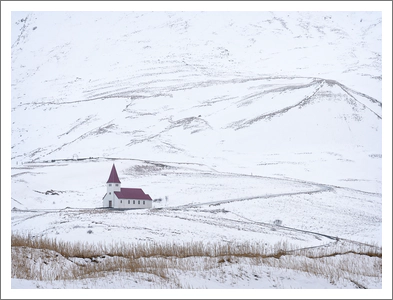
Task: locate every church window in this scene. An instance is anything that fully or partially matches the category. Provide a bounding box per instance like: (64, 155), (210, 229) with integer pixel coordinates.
(128, 200), (130, 204)
(143, 201), (145, 205)
(138, 201), (140, 204)
(109, 184), (112, 186)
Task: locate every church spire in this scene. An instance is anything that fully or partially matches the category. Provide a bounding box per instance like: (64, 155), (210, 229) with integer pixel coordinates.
(107, 164), (121, 183)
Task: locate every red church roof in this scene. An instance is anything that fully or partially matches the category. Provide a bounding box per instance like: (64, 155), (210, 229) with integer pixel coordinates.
(107, 164), (121, 184)
(114, 188), (152, 200)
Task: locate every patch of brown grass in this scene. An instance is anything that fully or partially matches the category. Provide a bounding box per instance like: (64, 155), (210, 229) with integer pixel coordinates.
(11, 232), (382, 288)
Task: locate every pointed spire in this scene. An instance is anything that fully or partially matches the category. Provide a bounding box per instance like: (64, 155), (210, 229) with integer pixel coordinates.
(107, 164), (121, 183)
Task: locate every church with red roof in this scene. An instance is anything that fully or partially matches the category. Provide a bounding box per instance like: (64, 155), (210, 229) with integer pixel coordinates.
(103, 164), (152, 209)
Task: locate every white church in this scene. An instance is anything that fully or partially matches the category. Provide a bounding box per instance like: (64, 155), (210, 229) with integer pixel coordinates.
(102, 164), (153, 209)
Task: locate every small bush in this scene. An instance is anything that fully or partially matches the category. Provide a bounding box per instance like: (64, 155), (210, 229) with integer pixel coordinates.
(273, 220), (282, 226)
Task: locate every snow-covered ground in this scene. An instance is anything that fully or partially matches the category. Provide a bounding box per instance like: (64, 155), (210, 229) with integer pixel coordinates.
(2, 1), (392, 297)
(10, 159), (381, 245)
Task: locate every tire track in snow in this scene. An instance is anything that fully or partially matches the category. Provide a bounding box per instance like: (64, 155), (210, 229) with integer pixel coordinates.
(173, 184), (333, 209)
(11, 211), (53, 227)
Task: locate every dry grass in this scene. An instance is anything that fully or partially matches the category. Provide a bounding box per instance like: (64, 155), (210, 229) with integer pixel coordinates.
(11, 233), (293, 259)
(11, 232), (382, 288)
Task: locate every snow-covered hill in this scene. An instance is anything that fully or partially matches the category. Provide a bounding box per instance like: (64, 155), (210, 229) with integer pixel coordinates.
(11, 11), (382, 101)
(11, 11), (382, 161)
(11, 12), (382, 191)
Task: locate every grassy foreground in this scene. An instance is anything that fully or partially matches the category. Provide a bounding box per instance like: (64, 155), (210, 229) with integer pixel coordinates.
(11, 232), (382, 288)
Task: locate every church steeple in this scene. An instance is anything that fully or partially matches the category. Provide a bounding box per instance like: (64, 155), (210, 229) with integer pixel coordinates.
(107, 164), (121, 184)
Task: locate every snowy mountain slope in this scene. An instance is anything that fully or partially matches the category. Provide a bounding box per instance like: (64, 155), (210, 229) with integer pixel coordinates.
(11, 11), (382, 101)
(11, 12), (382, 166)
(10, 11), (383, 211)
(11, 76), (381, 159)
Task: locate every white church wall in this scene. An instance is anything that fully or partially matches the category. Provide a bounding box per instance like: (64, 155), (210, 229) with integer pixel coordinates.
(116, 197), (152, 209)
